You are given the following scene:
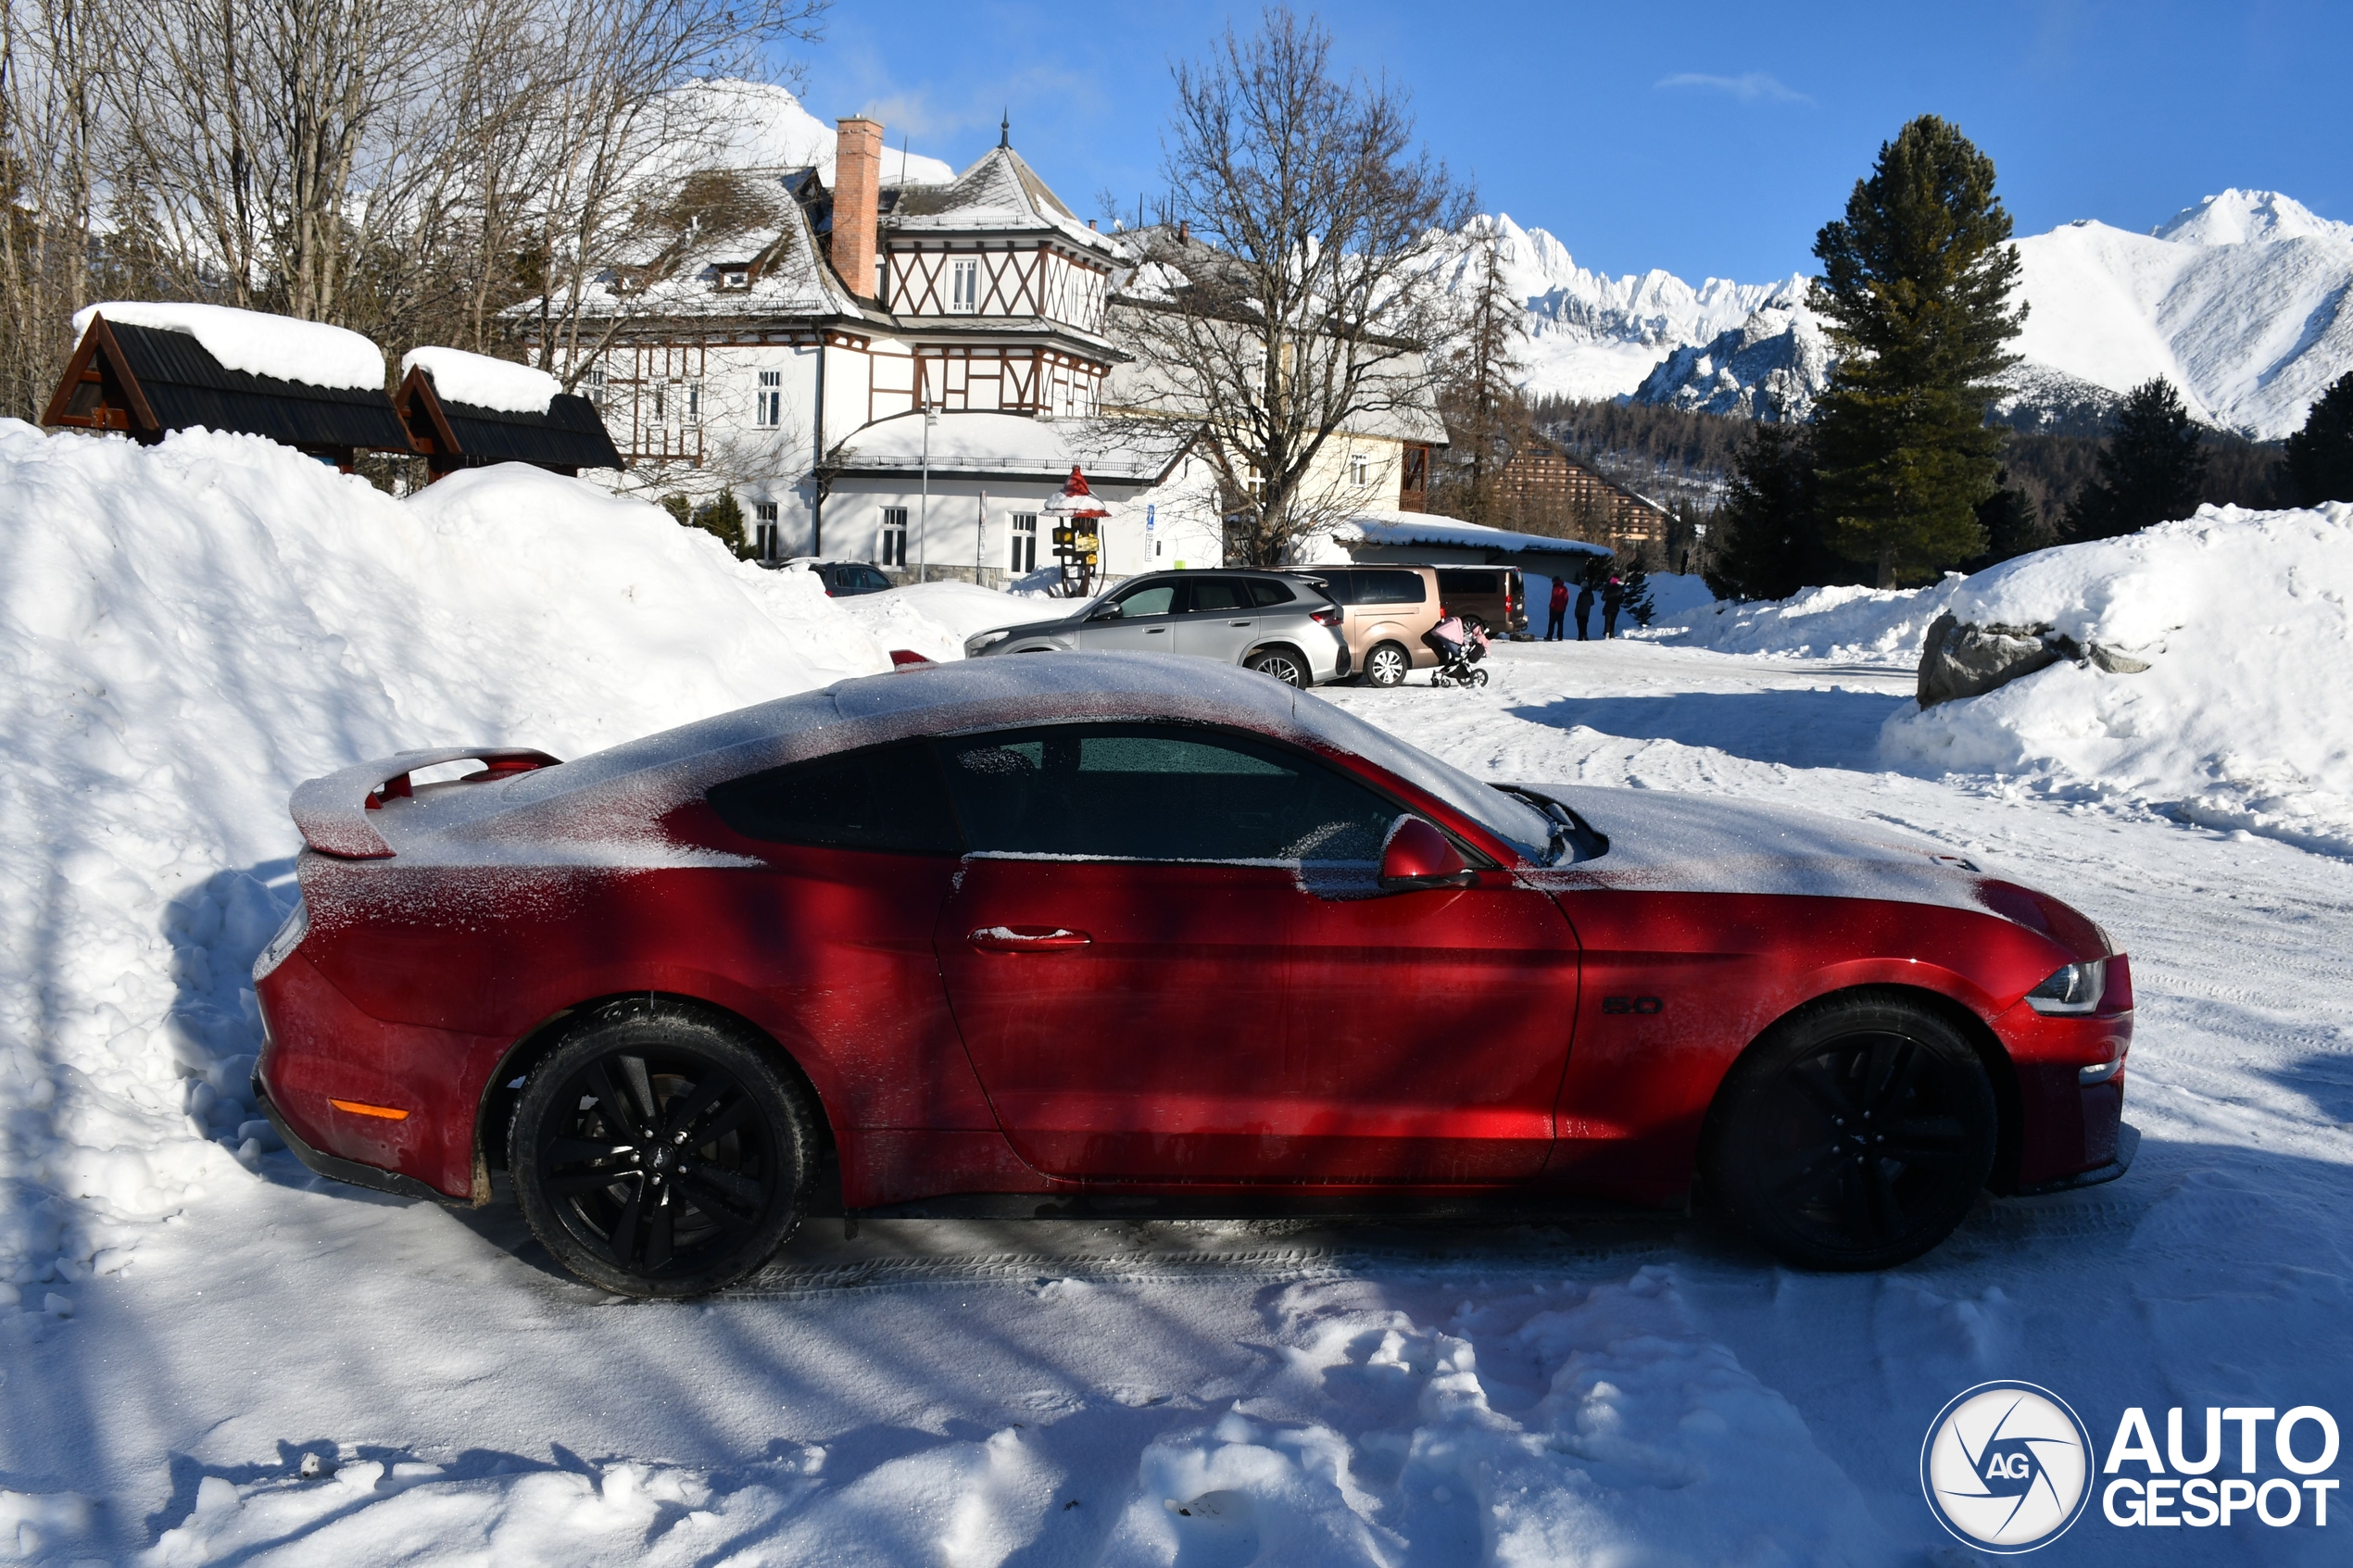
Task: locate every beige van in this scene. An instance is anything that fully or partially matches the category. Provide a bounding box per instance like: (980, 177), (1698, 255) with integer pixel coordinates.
(1433, 567), (1529, 639)
(1290, 566), (1444, 686)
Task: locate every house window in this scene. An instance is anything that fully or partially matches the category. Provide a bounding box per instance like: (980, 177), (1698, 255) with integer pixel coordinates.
(754, 501), (780, 560)
(722, 268), (749, 289)
(1010, 512), (1037, 574)
(584, 362), (607, 408)
(756, 369), (782, 427)
(951, 257), (980, 313)
(880, 507), (909, 567)
(650, 382), (665, 421)
(1350, 452), (1370, 487)
(683, 381), (702, 426)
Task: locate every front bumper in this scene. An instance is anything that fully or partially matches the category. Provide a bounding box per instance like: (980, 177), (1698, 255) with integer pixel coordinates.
(2015, 1121), (2139, 1197)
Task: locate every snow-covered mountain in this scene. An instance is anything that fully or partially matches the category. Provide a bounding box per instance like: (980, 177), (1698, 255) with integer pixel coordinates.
(1462, 190), (2353, 440)
(1436, 215), (1806, 403)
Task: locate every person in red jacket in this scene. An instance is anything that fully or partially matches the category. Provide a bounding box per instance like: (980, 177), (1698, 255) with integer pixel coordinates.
(1545, 576), (1570, 640)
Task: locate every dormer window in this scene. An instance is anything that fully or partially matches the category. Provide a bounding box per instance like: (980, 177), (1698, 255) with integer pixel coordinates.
(951, 257), (980, 313)
(721, 268), (749, 290)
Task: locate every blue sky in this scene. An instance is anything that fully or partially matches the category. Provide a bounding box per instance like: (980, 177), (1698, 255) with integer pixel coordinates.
(786, 0), (2350, 284)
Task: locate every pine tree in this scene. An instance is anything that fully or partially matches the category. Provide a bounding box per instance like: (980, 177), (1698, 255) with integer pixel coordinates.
(1967, 468), (2055, 568)
(1808, 117), (2026, 586)
(662, 492), (752, 558)
(2283, 371), (2353, 507)
(1431, 222), (1532, 525)
(1703, 421), (1837, 600)
(2065, 378), (2208, 539)
(1617, 545), (1657, 627)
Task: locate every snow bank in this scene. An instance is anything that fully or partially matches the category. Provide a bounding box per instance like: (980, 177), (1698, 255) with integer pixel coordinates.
(0, 424), (887, 1304)
(834, 580), (1053, 661)
(400, 346), (561, 413)
(1884, 503), (2353, 853)
(74, 302), (385, 391)
(1646, 577), (1967, 662)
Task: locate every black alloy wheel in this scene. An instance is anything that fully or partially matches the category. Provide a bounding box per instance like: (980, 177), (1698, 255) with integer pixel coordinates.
(1246, 647), (1309, 687)
(1365, 642), (1410, 688)
(511, 1005), (817, 1298)
(1704, 994), (1997, 1270)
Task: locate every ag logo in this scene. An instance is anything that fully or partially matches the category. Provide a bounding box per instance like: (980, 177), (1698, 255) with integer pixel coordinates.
(1921, 1381), (2095, 1552)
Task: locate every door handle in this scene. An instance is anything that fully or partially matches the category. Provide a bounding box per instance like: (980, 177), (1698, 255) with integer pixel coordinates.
(967, 925), (1092, 951)
(1144, 626), (1167, 634)
(1228, 620), (1252, 627)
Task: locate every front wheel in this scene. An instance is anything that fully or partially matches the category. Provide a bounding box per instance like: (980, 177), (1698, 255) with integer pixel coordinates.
(1703, 994), (1997, 1270)
(1365, 641), (1411, 688)
(511, 1003), (819, 1298)
(1245, 647), (1309, 687)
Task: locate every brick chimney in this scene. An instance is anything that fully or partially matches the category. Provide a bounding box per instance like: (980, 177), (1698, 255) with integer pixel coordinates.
(831, 117), (884, 301)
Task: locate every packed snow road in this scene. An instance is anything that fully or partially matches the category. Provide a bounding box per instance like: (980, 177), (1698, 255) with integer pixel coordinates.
(7, 633), (2347, 1565)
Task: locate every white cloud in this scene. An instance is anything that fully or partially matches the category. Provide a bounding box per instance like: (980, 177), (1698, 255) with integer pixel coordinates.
(1654, 71), (1812, 106)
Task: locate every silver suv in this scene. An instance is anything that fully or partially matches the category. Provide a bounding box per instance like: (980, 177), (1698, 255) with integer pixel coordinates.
(963, 570), (1350, 686)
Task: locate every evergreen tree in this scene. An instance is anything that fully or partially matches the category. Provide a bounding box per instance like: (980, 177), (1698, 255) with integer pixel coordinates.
(1430, 222), (1532, 526)
(1617, 545), (1657, 627)
(1808, 116), (2026, 586)
(1966, 468), (2055, 569)
(2283, 370), (2353, 507)
(2065, 378), (2208, 539)
(1703, 421), (1836, 600)
(661, 492), (752, 558)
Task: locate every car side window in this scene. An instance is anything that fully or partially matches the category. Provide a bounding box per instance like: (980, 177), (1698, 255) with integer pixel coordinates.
(1187, 578), (1252, 613)
(707, 740), (962, 854)
(857, 568), (890, 592)
(1105, 583), (1176, 618)
(1359, 571), (1428, 605)
(1314, 571), (1359, 606)
(935, 723), (1398, 864)
(1245, 579), (1295, 608)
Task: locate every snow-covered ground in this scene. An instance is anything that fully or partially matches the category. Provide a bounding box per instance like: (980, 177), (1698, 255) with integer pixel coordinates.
(4, 431), (2349, 1563)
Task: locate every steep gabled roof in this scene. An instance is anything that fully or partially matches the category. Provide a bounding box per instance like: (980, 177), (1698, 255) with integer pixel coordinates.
(396, 363), (623, 474)
(44, 314), (408, 455)
(556, 169), (880, 325)
(886, 145), (1126, 261)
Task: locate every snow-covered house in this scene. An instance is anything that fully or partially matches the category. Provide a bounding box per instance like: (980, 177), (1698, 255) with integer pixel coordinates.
(522, 115), (1182, 577)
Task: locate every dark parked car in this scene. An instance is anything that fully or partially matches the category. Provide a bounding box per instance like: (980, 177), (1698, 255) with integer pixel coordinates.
(785, 558), (894, 596)
(255, 656), (2134, 1298)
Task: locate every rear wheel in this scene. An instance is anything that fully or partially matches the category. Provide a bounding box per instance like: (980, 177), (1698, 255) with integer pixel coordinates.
(1365, 642), (1411, 688)
(1245, 646), (1309, 687)
(1704, 994), (1996, 1270)
(511, 1004), (818, 1298)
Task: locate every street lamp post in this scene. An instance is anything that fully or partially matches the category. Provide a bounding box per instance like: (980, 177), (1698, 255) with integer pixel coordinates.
(917, 395), (936, 583)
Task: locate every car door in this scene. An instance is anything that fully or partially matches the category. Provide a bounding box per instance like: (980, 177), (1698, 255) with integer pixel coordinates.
(1172, 575), (1257, 661)
(1074, 580), (1180, 653)
(930, 721), (1579, 1184)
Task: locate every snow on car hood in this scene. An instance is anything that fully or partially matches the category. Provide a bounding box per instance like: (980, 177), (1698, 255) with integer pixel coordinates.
(1522, 784), (1994, 914)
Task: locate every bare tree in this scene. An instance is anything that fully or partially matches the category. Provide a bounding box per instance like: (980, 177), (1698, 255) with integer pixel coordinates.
(1428, 218), (1529, 526)
(1119, 7), (1471, 566)
(0, 0), (107, 417)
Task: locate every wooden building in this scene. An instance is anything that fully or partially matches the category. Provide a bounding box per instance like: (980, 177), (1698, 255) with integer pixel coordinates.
(396, 359), (623, 480)
(44, 310), (408, 470)
(1489, 441), (1671, 557)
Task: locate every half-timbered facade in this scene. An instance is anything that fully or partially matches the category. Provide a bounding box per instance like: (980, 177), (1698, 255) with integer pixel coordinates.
(518, 116), (1136, 564)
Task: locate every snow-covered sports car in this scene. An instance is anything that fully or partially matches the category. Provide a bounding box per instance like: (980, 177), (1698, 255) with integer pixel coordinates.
(253, 656), (2135, 1297)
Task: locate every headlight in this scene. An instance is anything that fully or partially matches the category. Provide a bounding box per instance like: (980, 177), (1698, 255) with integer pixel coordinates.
(2024, 958), (2107, 1015)
(965, 629), (1013, 656)
(252, 898), (309, 983)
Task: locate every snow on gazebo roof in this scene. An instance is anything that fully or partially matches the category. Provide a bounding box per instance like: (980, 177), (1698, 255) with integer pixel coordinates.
(72, 302), (384, 391)
(399, 347), (562, 415)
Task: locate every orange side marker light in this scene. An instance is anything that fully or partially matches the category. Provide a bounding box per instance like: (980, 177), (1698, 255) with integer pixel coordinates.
(329, 1098), (410, 1122)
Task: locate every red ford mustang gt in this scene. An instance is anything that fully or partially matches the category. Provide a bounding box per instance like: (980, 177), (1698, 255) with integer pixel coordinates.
(253, 655), (2134, 1297)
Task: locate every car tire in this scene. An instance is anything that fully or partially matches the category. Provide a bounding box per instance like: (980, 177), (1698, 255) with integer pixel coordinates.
(1365, 642), (1410, 687)
(510, 1002), (819, 1298)
(1703, 992), (1997, 1271)
(1245, 646), (1309, 687)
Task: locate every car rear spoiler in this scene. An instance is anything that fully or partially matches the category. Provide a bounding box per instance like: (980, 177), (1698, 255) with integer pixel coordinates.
(289, 748), (561, 859)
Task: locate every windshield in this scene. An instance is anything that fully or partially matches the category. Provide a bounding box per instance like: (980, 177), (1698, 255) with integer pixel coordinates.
(1290, 693), (1554, 861)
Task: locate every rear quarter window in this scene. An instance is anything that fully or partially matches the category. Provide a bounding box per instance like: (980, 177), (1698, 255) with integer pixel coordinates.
(1439, 570), (1499, 596)
(707, 740), (961, 854)
(1247, 579), (1297, 608)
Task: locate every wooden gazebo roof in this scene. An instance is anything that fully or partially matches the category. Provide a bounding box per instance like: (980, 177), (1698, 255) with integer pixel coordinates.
(394, 363), (623, 479)
(43, 312), (408, 469)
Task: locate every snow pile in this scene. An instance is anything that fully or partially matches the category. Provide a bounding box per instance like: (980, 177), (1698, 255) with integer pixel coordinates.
(73, 302), (386, 391)
(401, 346), (561, 413)
(0, 424), (887, 1307)
(1644, 577), (1969, 662)
(835, 580), (1053, 660)
(1884, 503), (2353, 853)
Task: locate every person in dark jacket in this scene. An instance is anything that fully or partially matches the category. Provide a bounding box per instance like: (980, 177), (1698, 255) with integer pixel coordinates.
(1602, 574), (1626, 639)
(1574, 576), (1596, 641)
(1544, 577), (1569, 640)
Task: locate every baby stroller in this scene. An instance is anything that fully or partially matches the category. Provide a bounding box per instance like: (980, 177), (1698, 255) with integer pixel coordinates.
(1424, 612), (1490, 687)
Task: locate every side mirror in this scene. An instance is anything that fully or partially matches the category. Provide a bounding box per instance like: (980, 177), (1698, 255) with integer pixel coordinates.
(1378, 815), (1475, 893)
(1088, 604), (1121, 621)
